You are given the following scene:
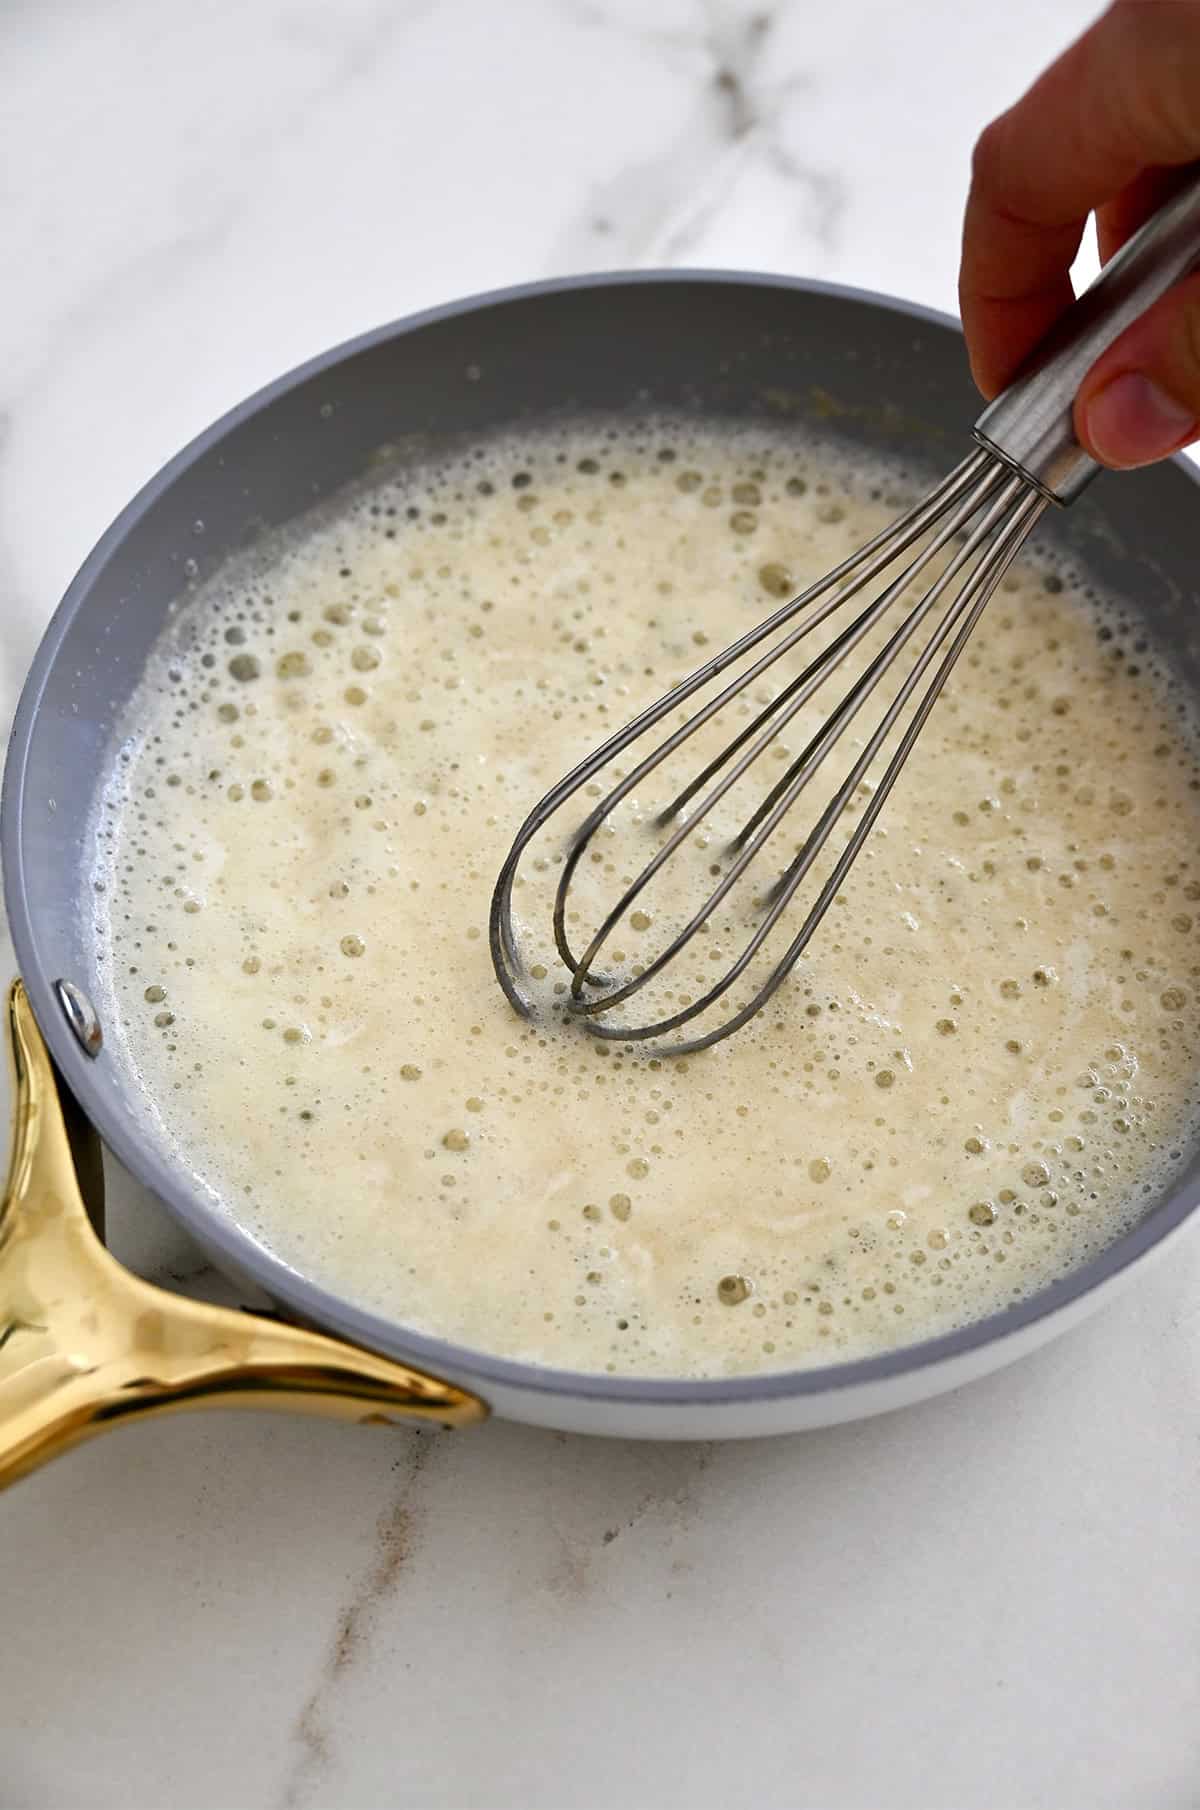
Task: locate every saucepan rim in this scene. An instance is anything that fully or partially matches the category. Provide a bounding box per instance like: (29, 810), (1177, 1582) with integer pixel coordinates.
(5, 267), (1200, 1407)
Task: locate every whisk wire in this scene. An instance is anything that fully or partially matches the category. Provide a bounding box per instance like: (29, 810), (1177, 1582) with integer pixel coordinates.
(489, 447), (1048, 1052)
(654, 457), (1004, 829)
(561, 493), (997, 1019)
(492, 449), (991, 995)
(565, 466), (1024, 1008)
(723, 471), (1016, 852)
(581, 493), (1035, 1039)
(582, 479), (1047, 1049)
(553, 453), (1006, 983)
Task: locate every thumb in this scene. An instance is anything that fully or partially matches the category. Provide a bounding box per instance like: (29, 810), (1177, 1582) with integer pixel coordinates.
(1074, 271), (1200, 469)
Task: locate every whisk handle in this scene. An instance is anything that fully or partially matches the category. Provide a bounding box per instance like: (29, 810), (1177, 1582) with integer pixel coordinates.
(974, 167), (1200, 505)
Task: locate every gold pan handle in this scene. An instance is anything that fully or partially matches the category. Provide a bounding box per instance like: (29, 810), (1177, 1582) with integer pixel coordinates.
(0, 980), (485, 1490)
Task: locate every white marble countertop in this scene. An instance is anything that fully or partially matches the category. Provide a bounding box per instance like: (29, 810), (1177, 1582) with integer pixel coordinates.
(4, 3), (1200, 1806)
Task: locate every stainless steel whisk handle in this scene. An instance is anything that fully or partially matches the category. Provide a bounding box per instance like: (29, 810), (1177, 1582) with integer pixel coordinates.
(974, 168), (1200, 505)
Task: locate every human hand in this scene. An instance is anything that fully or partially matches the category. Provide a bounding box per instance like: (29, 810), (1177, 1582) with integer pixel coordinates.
(959, 0), (1200, 469)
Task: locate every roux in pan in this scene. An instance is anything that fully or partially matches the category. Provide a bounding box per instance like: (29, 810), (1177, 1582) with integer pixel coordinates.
(94, 419), (1200, 1377)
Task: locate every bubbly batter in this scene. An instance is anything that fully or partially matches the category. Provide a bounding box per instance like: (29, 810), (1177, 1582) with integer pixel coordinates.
(93, 419), (1200, 1376)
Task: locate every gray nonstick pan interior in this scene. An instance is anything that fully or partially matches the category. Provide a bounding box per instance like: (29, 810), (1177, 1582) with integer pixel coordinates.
(7, 271), (1200, 1408)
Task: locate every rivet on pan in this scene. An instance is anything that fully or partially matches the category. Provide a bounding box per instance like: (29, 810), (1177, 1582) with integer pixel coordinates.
(54, 979), (103, 1058)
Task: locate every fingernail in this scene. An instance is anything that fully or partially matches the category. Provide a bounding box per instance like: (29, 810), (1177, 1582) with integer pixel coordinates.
(1081, 372), (1196, 469)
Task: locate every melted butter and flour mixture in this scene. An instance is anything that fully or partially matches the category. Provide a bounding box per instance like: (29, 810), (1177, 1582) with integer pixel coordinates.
(94, 420), (1200, 1377)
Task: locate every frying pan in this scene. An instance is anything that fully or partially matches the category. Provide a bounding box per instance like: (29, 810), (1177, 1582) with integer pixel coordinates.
(4, 272), (1200, 1482)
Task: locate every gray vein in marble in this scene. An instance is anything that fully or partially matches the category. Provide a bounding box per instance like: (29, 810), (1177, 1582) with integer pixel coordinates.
(552, 1), (844, 271)
(137, 1256), (253, 1308)
(157, 1258), (222, 1289)
(539, 1437), (716, 1600)
(281, 1432), (436, 1810)
(0, 0), (430, 642)
(4, 0), (426, 392)
(556, 0), (711, 71)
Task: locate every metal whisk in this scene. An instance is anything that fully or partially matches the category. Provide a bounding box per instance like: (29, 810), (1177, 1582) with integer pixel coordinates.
(491, 176), (1200, 1056)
